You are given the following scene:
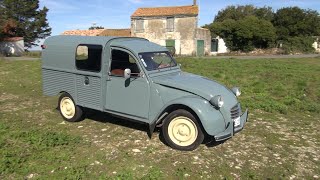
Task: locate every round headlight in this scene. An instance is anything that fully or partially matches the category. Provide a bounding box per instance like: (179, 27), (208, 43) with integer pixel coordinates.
(232, 87), (241, 97)
(210, 95), (224, 108)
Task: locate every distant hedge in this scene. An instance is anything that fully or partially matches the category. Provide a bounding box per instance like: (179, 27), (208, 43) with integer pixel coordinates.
(204, 5), (320, 53)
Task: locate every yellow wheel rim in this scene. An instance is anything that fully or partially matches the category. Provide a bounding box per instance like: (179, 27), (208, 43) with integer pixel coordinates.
(60, 97), (75, 119)
(168, 116), (198, 147)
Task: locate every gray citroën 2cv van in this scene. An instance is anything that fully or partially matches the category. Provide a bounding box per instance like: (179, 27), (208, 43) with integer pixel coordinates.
(42, 35), (248, 151)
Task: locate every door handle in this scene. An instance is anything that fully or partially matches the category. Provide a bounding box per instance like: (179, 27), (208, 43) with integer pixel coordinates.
(84, 76), (89, 85)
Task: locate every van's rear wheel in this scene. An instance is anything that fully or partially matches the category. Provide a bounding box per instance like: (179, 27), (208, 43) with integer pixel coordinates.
(162, 109), (204, 151)
(58, 93), (84, 122)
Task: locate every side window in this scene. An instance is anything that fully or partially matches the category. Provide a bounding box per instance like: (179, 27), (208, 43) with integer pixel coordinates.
(76, 44), (102, 72)
(110, 49), (140, 77)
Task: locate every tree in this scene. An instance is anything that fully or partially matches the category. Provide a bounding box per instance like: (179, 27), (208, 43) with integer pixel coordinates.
(205, 19), (237, 49)
(0, 0), (51, 48)
(255, 6), (274, 21)
(1, 19), (17, 37)
(204, 5), (276, 51)
(214, 5), (274, 22)
(89, 26), (104, 30)
(208, 16), (276, 51)
(273, 7), (320, 53)
(205, 5), (319, 53)
(273, 7), (320, 40)
(0, 2), (5, 39)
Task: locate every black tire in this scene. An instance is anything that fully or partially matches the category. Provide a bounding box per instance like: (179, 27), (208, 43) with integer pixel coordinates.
(162, 109), (204, 151)
(58, 93), (84, 122)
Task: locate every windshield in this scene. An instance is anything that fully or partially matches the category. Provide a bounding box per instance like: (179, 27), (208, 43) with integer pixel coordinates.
(138, 52), (177, 71)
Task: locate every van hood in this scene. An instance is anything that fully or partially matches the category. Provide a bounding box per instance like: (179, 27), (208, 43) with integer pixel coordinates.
(152, 72), (237, 105)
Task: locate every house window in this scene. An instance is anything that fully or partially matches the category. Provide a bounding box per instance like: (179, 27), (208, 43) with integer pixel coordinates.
(75, 44), (102, 72)
(166, 17), (174, 32)
(135, 19), (144, 33)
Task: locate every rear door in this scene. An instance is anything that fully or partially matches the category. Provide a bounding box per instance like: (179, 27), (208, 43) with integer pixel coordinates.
(75, 44), (103, 110)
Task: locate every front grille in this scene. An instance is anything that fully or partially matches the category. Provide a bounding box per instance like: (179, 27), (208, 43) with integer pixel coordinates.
(230, 104), (240, 119)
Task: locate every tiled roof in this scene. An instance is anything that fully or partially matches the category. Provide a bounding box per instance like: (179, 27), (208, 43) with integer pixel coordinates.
(99, 29), (131, 37)
(2, 37), (24, 42)
(62, 29), (131, 37)
(62, 29), (105, 36)
(131, 5), (198, 17)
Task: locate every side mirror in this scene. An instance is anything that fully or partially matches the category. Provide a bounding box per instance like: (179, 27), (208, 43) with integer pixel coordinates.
(124, 68), (131, 79)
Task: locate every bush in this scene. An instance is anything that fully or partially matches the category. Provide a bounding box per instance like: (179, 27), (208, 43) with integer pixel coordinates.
(281, 36), (315, 54)
(23, 51), (42, 58)
(209, 16), (276, 52)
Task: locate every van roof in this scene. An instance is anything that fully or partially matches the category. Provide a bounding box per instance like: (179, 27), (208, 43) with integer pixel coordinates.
(44, 35), (145, 46)
(44, 35), (167, 53)
(110, 38), (167, 53)
(42, 36), (168, 70)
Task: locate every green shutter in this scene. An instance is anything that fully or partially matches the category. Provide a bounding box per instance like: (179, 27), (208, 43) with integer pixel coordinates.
(166, 39), (175, 47)
(197, 40), (204, 56)
(211, 39), (218, 52)
(166, 40), (175, 55)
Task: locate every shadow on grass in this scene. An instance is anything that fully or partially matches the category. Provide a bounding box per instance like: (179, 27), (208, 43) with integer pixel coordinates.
(156, 129), (224, 149)
(83, 108), (148, 133)
(204, 138), (226, 148)
(70, 108), (225, 149)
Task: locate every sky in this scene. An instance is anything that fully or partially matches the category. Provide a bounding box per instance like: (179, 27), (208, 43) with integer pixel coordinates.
(32, 0), (320, 49)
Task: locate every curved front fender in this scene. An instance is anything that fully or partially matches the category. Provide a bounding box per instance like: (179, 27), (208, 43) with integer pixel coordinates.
(155, 96), (227, 136)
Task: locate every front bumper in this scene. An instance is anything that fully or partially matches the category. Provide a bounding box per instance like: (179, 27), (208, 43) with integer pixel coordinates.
(214, 109), (248, 141)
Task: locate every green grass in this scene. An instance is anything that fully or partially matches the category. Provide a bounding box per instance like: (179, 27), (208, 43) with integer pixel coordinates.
(23, 51), (42, 58)
(0, 57), (319, 179)
(176, 57), (320, 114)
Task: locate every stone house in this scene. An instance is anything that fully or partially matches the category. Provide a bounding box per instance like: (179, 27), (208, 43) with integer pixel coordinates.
(131, 3), (211, 56)
(0, 37), (24, 56)
(62, 2), (212, 56)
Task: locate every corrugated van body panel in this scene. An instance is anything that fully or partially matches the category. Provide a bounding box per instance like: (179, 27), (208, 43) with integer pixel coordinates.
(42, 69), (76, 99)
(76, 75), (102, 110)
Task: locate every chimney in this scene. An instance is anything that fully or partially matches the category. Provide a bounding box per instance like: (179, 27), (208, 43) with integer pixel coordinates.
(193, 0), (197, 6)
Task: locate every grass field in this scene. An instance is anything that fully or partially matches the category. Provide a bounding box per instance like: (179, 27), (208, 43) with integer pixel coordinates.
(0, 57), (319, 179)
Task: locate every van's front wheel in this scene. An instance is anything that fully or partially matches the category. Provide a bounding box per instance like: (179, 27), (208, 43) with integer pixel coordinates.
(162, 109), (204, 151)
(58, 93), (84, 122)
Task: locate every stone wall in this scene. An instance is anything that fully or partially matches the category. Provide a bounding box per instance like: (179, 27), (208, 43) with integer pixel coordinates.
(217, 38), (228, 54)
(196, 28), (211, 55)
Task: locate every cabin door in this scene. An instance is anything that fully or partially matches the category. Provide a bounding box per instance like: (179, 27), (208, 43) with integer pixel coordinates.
(105, 48), (150, 122)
